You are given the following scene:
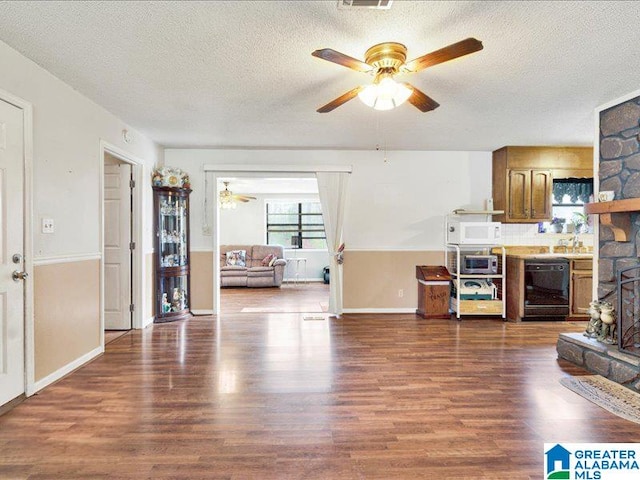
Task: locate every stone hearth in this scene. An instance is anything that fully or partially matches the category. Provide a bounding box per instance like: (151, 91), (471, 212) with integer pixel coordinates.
(557, 333), (640, 391)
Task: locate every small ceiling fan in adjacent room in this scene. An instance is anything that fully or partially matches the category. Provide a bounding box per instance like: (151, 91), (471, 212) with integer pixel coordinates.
(312, 37), (483, 112)
(219, 181), (256, 209)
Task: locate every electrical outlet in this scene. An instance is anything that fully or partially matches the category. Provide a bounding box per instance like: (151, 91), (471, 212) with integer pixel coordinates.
(202, 225), (212, 236)
(42, 218), (54, 234)
(398, 289), (404, 298)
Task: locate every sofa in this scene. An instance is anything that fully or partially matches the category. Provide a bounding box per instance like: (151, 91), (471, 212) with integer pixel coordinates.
(220, 244), (287, 288)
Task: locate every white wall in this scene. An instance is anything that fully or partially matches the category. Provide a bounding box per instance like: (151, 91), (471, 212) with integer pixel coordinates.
(0, 39), (162, 390)
(166, 149), (492, 252)
(0, 39), (161, 258)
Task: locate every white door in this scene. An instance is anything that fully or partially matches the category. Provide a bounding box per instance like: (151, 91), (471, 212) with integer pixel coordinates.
(0, 99), (25, 406)
(104, 157), (132, 330)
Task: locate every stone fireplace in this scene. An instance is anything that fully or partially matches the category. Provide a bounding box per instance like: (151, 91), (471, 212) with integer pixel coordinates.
(556, 92), (640, 390)
(597, 96), (640, 304)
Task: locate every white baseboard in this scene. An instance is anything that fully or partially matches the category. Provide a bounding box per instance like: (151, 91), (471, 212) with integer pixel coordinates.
(191, 309), (214, 315)
(284, 278), (325, 283)
(342, 308), (417, 314)
(141, 315), (155, 328)
(29, 345), (103, 395)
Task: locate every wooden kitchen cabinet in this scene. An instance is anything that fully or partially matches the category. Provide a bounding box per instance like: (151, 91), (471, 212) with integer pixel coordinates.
(493, 146), (592, 223)
(569, 259), (593, 318)
(506, 254), (593, 321)
(506, 169), (552, 221)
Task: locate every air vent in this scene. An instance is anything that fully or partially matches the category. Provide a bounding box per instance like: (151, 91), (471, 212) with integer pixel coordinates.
(338, 0), (393, 10)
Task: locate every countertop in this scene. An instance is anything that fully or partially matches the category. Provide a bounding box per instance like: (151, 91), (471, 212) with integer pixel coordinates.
(506, 252), (593, 260)
(492, 245), (593, 260)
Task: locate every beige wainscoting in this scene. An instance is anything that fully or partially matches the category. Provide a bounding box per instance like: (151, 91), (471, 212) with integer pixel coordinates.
(190, 250), (213, 311)
(34, 259), (100, 381)
(343, 250), (445, 310)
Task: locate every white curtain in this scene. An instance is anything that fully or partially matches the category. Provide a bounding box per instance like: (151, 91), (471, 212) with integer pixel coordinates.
(316, 171), (349, 316)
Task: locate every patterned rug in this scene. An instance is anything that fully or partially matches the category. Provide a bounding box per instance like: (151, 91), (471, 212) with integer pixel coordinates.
(560, 375), (640, 424)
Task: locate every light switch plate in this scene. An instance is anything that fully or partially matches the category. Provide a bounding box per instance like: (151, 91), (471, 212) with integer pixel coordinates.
(42, 218), (54, 234)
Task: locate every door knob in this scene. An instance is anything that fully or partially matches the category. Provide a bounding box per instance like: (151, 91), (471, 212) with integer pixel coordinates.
(12, 270), (28, 282)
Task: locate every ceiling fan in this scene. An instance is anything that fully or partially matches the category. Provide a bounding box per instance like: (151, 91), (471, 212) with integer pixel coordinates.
(312, 38), (483, 112)
(219, 181), (256, 208)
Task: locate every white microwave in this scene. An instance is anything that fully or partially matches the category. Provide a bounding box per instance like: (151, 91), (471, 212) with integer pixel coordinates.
(447, 220), (502, 245)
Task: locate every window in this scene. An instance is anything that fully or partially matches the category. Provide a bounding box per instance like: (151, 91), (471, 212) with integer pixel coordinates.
(543, 178), (593, 233)
(266, 202), (327, 249)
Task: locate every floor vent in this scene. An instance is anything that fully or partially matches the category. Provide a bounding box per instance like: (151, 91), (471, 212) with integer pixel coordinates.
(303, 316), (326, 321)
(338, 0), (393, 10)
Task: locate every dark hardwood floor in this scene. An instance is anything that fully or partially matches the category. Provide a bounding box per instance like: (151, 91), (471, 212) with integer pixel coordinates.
(220, 282), (329, 314)
(1, 315), (639, 479)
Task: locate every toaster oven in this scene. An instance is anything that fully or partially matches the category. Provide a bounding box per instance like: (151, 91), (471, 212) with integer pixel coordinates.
(461, 254), (498, 274)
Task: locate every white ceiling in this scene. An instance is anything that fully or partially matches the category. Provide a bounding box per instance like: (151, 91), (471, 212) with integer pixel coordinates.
(1, 1), (639, 151)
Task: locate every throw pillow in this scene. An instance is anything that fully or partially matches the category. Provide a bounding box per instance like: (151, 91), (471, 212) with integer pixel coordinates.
(268, 256), (277, 267)
(225, 250), (246, 267)
(261, 254), (275, 266)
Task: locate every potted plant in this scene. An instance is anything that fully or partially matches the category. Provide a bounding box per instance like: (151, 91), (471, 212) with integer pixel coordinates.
(572, 212), (589, 234)
(550, 216), (566, 233)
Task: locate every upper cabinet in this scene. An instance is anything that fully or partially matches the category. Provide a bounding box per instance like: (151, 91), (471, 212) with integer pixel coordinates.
(507, 169), (552, 221)
(492, 146), (593, 223)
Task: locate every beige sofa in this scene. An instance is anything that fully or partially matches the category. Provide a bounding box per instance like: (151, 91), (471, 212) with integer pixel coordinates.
(220, 245), (287, 287)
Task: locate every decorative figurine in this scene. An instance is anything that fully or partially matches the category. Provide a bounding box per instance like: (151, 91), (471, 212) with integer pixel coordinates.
(161, 293), (171, 313)
(172, 287), (182, 311)
(152, 169), (163, 187)
(584, 301), (602, 338)
(598, 302), (617, 344)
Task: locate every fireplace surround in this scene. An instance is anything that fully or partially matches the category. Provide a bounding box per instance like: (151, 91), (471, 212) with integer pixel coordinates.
(557, 90), (640, 389)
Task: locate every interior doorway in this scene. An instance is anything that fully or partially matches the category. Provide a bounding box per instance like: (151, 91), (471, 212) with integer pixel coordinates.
(215, 175), (330, 315)
(103, 153), (133, 332)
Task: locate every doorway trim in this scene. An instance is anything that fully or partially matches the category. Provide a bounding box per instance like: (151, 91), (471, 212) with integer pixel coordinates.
(0, 88), (34, 396)
(99, 140), (145, 340)
(203, 164), (352, 315)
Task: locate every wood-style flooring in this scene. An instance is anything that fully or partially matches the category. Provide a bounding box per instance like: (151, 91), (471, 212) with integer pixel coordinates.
(2, 315), (640, 479)
(220, 282), (329, 314)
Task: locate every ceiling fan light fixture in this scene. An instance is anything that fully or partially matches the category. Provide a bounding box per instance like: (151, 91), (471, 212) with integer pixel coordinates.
(357, 77), (412, 111)
(220, 198), (236, 209)
(219, 182), (237, 209)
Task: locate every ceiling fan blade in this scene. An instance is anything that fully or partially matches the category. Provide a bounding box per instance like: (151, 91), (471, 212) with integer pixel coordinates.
(405, 84), (440, 112)
(233, 195), (257, 201)
(404, 38), (483, 73)
(317, 86), (364, 113)
(312, 48), (373, 73)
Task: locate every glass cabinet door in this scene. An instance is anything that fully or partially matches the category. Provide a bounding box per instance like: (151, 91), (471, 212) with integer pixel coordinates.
(159, 274), (189, 314)
(153, 185), (191, 323)
(158, 192), (188, 268)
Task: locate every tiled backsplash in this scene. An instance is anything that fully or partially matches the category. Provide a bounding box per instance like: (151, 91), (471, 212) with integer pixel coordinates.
(502, 223), (594, 248)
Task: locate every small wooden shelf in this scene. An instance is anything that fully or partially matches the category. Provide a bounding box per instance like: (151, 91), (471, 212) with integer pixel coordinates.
(584, 198), (640, 241)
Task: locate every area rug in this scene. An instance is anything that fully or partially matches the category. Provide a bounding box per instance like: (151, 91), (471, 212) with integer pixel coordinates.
(560, 375), (640, 424)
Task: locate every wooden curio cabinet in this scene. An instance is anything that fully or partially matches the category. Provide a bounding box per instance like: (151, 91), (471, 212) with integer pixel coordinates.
(153, 185), (192, 323)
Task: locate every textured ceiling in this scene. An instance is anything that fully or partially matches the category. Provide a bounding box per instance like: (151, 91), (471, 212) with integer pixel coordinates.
(1, 1), (640, 150)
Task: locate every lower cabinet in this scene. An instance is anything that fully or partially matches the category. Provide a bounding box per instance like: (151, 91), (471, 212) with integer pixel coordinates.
(570, 259), (593, 318)
(506, 256), (593, 321)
